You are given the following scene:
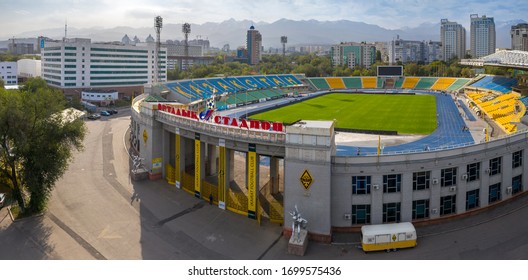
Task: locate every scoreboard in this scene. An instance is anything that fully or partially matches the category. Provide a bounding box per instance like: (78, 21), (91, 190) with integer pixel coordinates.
(377, 66), (403, 77)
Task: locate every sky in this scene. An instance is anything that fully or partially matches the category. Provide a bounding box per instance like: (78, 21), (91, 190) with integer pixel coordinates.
(1, 0), (527, 40)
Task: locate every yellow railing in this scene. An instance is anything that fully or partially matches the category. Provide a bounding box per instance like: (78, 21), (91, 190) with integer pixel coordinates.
(269, 201), (284, 225)
(227, 190), (248, 216)
(182, 172), (195, 195)
(165, 164), (175, 185)
(201, 180), (218, 204)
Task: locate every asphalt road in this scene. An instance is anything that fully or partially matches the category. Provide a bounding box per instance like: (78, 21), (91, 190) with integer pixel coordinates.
(1, 109), (528, 260)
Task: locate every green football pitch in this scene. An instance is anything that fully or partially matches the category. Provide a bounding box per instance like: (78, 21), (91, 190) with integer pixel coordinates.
(249, 93), (437, 134)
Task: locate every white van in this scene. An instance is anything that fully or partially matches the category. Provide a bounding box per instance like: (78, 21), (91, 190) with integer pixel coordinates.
(361, 222), (417, 252)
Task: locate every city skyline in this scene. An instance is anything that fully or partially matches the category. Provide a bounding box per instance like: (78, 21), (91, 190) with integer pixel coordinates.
(1, 0), (527, 40)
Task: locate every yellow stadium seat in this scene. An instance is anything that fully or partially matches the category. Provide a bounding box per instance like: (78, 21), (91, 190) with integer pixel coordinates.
(325, 77), (346, 89)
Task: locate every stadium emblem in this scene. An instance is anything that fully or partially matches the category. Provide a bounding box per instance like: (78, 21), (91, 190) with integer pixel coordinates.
(300, 169), (313, 190)
(143, 129), (148, 144)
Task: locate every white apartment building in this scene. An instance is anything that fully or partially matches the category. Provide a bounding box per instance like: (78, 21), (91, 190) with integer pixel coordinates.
(470, 14), (496, 59)
(41, 38), (166, 96)
(388, 36), (443, 64)
(0, 61), (17, 85)
(441, 19), (466, 62)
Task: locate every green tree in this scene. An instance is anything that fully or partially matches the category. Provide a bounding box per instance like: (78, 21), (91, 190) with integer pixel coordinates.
(0, 77), (86, 214)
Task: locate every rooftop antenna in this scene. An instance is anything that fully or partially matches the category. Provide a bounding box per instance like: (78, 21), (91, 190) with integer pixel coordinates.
(154, 16), (163, 85)
(63, 19), (67, 41)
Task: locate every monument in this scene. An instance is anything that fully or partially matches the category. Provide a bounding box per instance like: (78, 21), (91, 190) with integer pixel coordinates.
(130, 155), (148, 181)
(287, 205), (309, 256)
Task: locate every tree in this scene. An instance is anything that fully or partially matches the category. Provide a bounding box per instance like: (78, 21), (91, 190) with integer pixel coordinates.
(0, 77), (86, 214)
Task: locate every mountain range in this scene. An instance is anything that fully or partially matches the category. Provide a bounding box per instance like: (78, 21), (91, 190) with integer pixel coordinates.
(2, 18), (526, 50)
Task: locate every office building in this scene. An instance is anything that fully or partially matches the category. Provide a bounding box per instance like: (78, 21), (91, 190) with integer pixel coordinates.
(41, 38), (166, 97)
(511, 23), (528, 51)
(470, 14), (496, 58)
(0, 61), (17, 85)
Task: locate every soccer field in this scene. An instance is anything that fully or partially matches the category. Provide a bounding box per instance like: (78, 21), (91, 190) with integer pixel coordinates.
(249, 93), (437, 134)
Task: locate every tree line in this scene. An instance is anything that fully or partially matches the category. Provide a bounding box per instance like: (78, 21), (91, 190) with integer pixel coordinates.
(167, 53), (512, 80)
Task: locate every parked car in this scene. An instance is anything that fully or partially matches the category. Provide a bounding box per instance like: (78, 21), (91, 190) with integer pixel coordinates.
(87, 114), (101, 120)
(100, 111), (110, 116)
(109, 109), (118, 115)
(0, 193), (6, 208)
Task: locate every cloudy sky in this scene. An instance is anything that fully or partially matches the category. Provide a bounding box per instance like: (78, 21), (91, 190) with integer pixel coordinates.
(1, 0), (527, 39)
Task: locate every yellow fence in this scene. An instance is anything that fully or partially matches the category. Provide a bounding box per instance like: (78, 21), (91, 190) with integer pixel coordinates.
(201, 180), (218, 204)
(182, 172), (195, 195)
(165, 164), (175, 185)
(227, 190), (248, 216)
(173, 172), (282, 224)
(269, 201), (284, 225)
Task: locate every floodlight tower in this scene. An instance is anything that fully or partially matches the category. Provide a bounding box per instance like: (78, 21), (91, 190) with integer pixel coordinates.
(154, 16), (163, 84)
(281, 36), (288, 72)
(182, 23), (191, 70)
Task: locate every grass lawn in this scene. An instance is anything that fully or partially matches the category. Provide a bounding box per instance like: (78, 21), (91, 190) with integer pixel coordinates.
(249, 93), (437, 134)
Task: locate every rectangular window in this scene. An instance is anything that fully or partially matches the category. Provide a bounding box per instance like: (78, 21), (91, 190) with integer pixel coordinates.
(352, 176), (371, 195)
(383, 174), (401, 193)
(489, 157), (501, 176)
(383, 202), (401, 223)
(488, 183), (501, 204)
(412, 199), (430, 219)
(441, 167), (457, 187)
(512, 150), (523, 169)
(413, 171), (430, 190)
(351, 205), (371, 224)
(466, 189), (480, 210)
(440, 195), (456, 216)
(466, 162), (480, 182)
(512, 175), (523, 195)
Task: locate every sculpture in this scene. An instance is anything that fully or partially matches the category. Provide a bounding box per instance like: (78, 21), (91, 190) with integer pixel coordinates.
(131, 155), (144, 173)
(289, 205), (307, 242)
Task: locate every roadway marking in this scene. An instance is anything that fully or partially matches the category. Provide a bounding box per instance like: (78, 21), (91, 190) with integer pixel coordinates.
(97, 225), (123, 239)
(47, 213), (107, 260)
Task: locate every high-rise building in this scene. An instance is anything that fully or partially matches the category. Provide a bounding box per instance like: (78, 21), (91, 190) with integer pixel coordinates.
(41, 38), (166, 96)
(8, 42), (35, 55)
(470, 14), (496, 58)
(246, 25), (262, 65)
(441, 19), (466, 62)
(331, 42), (377, 69)
(511, 23), (528, 51)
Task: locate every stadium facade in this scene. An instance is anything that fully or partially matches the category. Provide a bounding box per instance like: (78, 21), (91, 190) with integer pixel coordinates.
(131, 73), (527, 242)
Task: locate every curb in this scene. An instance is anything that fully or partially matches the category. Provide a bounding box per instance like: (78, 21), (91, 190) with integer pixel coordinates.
(7, 206), (14, 222)
(7, 206), (45, 223)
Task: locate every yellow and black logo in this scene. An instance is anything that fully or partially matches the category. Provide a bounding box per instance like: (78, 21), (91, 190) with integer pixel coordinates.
(300, 169), (313, 190)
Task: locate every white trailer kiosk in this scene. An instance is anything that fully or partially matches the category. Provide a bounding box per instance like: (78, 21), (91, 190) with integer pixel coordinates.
(361, 222), (417, 252)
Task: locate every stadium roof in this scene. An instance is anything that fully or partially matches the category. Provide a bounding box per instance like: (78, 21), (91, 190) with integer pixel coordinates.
(461, 50), (528, 69)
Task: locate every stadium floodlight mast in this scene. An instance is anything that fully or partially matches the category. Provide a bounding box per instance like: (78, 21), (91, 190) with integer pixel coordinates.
(281, 36), (287, 72)
(182, 23), (191, 70)
(154, 16), (163, 85)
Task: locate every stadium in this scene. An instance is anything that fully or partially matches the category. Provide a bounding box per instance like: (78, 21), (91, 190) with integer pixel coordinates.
(130, 50), (528, 242)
